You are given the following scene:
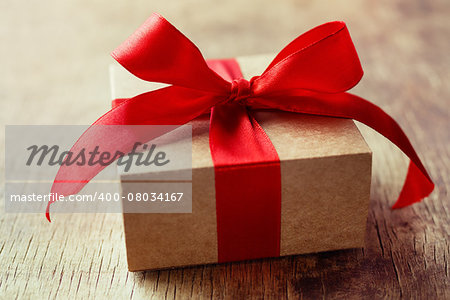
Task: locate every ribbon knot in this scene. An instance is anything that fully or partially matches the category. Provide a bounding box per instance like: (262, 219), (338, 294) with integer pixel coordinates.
(228, 78), (251, 105)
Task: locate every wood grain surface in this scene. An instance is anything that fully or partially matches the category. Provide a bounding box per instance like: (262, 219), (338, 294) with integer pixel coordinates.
(0, 0), (448, 299)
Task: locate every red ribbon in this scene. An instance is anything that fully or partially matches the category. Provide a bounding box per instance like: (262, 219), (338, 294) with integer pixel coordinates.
(207, 59), (282, 261)
(49, 13), (434, 261)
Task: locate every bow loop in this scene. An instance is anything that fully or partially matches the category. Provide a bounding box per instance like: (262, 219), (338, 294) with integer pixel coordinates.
(112, 13), (230, 94)
(253, 21), (363, 96)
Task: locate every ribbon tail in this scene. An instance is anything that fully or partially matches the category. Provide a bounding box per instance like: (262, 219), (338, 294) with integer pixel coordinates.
(253, 92), (434, 208)
(393, 161), (434, 209)
(47, 86), (220, 221)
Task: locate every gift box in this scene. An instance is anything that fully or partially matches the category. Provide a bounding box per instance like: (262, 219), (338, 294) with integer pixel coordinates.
(48, 13), (432, 272)
(110, 54), (372, 271)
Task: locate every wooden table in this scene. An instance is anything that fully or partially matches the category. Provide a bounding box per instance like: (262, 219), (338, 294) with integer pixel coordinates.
(0, 0), (448, 298)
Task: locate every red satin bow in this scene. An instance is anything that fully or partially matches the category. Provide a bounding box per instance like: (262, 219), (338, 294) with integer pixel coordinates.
(49, 12), (434, 231)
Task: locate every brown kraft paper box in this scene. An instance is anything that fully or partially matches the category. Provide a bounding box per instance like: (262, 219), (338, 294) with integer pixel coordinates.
(109, 54), (372, 271)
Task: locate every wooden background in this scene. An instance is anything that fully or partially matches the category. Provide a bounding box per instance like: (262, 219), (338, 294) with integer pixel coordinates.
(0, 0), (448, 298)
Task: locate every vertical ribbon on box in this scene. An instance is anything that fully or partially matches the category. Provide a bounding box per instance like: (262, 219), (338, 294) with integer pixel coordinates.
(207, 59), (281, 262)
